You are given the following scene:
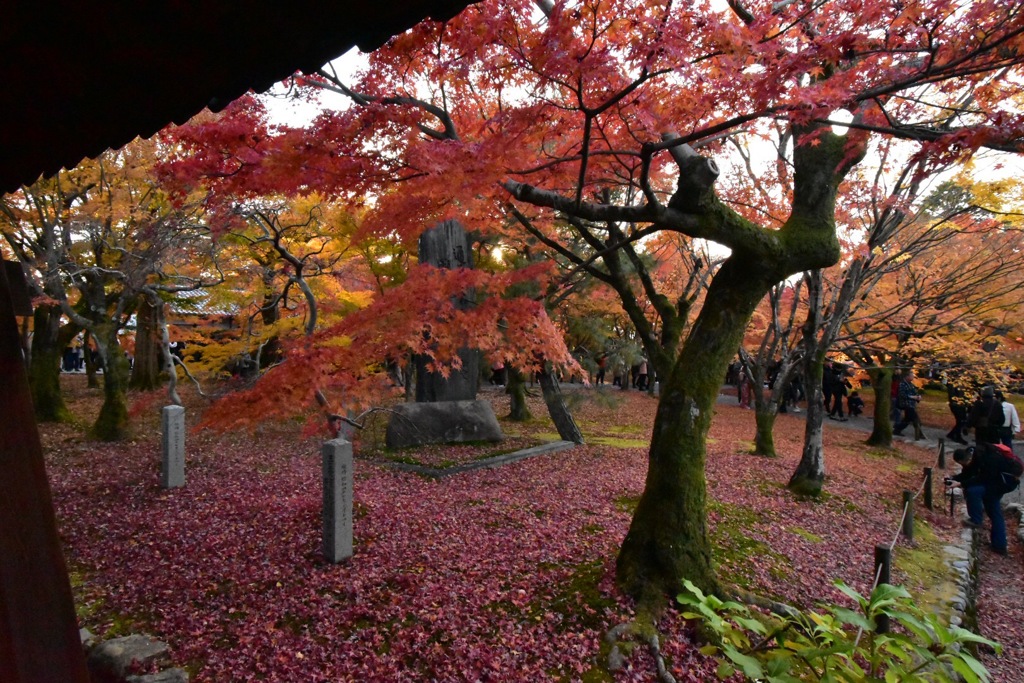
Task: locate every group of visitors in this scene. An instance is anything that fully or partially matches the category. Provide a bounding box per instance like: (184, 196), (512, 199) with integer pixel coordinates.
(944, 382), (1021, 447)
(823, 361), (857, 421)
(590, 352), (651, 391)
(61, 343), (86, 372)
(942, 381), (1022, 557)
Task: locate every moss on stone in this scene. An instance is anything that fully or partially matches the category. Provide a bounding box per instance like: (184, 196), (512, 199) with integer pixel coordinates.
(894, 520), (962, 622)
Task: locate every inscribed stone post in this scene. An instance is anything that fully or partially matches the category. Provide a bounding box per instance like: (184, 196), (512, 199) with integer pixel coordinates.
(415, 219), (479, 402)
(322, 438), (353, 563)
(160, 405), (185, 489)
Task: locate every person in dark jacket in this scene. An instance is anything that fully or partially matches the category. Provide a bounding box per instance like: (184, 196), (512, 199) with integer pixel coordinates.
(847, 390), (865, 417)
(893, 370), (924, 440)
(948, 444), (1021, 555)
(821, 360), (836, 414)
(829, 366), (851, 420)
(969, 385), (1003, 445)
(945, 381), (969, 445)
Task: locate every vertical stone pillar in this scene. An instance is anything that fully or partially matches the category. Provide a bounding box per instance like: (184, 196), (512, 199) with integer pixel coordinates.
(415, 219), (479, 402)
(322, 438), (353, 563)
(161, 405), (185, 489)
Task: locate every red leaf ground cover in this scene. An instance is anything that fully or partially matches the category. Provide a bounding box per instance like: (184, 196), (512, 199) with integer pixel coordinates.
(43, 377), (1017, 682)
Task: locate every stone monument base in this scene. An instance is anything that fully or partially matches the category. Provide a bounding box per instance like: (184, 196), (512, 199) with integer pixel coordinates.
(386, 400), (504, 449)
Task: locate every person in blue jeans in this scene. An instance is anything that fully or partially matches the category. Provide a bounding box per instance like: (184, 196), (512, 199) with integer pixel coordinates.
(949, 445), (1021, 556)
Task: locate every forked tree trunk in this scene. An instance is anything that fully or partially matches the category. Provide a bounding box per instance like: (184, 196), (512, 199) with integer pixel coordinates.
(129, 296), (162, 391)
(28, 304), (72, 422)
(506, 368), (532, 421)
(789, 356), (826, 495)
(866, 367), (895, 447)
(538, 367), (583, 443)
(617, 260), (779, 607)
(91, 327), (132, 441)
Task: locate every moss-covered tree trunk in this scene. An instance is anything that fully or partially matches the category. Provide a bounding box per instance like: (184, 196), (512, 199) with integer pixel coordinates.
(753, 407), (778, 457)
(866, 366), (895, 447)
(617, 259), (779, 606)
(789, 355), (826, 495)
(129, 296), (162, 391)
(91, 327), (132, 441)
(538, 367), (583, 443)
(510, 121), (863, 610)
(506, 368), (532, 421)
(28, 304), (73, 422)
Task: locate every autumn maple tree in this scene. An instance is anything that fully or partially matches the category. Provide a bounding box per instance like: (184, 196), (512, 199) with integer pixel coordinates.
(160, 0), (1024, 618)
(3, 140), (221, 439)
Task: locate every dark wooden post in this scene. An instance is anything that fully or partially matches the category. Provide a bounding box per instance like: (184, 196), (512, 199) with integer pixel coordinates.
(873, 544), (891, 633)
(923, 467), (933, 510)
(901, 490), (914, 542)
(0, 260), (90, 683)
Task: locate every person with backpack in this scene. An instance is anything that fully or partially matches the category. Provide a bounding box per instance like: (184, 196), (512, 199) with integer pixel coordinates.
(995, 390), (1020, 448)
(947, 443), (1023, 556)
(969, 385), (1004, 444)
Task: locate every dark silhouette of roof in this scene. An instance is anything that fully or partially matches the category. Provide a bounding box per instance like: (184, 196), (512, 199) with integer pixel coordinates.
(2, 1), (476, 194)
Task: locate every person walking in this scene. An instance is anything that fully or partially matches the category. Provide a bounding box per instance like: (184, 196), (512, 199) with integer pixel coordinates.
(996, 390), (1020, 448)
(829, 366), (851, 421)
(893, 369), (925, 440)
(821, 360), (836, 415)
(737, 366), (752, 408)
(945, 380), (970, 445)
(636, 356), (649, 391)
(948, 444), (1021, 556)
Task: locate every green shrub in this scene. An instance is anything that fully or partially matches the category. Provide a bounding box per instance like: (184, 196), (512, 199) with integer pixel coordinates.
(677, 580), (998, 682)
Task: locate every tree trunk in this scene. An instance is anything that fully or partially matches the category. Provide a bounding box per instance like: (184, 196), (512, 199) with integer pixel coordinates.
(91, 328), (132, 441)
(129, 296), (162, 391)
(617, 260), (776, 609)
(506, 368), (532, 421)
(27, 304), (72, 422)
(866, 366), (894, 447)
(789, 356), (826, 495)
(753, 407), (778, 457)
(258, 289), (283, 368)
(538, 367), (583, 443)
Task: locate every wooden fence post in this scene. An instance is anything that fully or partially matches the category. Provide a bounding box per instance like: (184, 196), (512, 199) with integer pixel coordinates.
(874, 544), (892, 633)
(901, 490), (914, 541)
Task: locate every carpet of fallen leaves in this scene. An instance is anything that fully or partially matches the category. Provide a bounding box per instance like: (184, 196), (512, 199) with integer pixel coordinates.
(41, 376), (1020, 682)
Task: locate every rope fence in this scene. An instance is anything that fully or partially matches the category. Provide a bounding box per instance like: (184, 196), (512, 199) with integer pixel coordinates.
(864, 438), (952, 635)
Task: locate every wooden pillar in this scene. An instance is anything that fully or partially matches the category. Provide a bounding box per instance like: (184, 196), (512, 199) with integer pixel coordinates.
(0, 260), (89, 683)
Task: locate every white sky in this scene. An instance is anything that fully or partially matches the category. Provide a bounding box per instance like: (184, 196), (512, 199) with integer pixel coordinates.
(260, 49), (366, 127)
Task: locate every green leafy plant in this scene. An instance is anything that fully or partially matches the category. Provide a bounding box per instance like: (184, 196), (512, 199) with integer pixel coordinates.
(677, 580), (999, 682)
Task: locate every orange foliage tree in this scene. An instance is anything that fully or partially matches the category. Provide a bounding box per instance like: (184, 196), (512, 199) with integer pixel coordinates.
(161, 0), (1024, 611)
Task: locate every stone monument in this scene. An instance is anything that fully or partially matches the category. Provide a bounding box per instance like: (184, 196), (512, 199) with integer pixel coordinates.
(386, 220), (503, 448)
(322, 438), (353, 563)
(160, 405), (185, 489)
(413, 219), (480, 402)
